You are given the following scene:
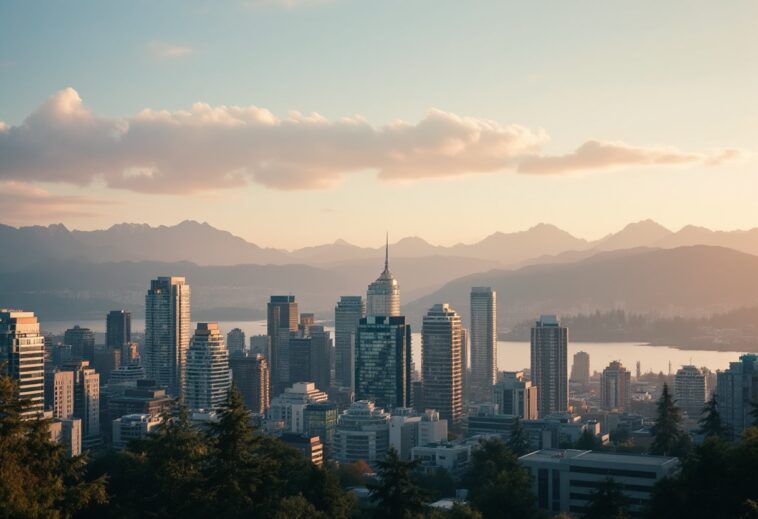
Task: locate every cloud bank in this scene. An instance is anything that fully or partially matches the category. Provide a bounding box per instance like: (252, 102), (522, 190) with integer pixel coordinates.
(0, 181), (107, 222)
(0, 88), (745, 194)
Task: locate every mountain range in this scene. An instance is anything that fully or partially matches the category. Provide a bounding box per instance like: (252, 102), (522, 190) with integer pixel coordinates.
(2, 219), (758, 270)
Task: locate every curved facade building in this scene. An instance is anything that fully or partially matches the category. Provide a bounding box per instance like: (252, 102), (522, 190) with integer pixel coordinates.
(185, 322), (231, 412)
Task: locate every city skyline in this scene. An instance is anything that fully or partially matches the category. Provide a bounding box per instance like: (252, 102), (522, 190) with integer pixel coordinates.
(1, 2), (757, 248)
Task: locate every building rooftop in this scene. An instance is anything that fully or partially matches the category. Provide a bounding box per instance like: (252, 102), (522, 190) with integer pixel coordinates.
(519, 449), (677, 467)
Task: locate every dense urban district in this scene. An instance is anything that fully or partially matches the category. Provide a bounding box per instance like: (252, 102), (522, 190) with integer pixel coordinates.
(2, 245), (758, 518)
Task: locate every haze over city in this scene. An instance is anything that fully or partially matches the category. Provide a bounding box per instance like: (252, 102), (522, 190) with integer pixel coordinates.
(1, 2), (758, 518)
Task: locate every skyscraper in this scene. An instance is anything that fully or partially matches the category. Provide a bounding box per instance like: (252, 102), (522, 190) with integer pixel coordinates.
(570, 351), (590, 388)
(531, 315), (568, 416)
(460, 327), (469, 401)
(355, 315), (412, 410)
(366, 237), (400, 317)
(717, 354), (757, 439)
(229, 353), (270, 414)
(493, 371), (538, 420)
(106, 310), (131, 350)
(185, 323), (231, 412)
(145, 276), (191, 397)
(64, 325), (96, 364)
(600, 361), (631, 411)
(0, 309), (46, 418)
(674, 365), (707, 418)
(60, 360), (100, 447)
(422, 304), (463, 427)
(334, 296), (365, 389)
(469, 287), (496, 402)
(227, 328), (246, 356)
(267, 295), (298, 394)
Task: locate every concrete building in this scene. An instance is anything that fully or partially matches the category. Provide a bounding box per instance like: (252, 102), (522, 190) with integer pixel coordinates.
(716, 354), (758, 439)
(674, 365), (707, 418)
(230, 352), (270, 414)
(60, 360), (100, 447)
(334, 400), (390, 466)
(112, 413), (162, 450)
(389, 407), (448, 460)
(48, 416), (82, 457)
(519, 449), (679, 516)
(280, 433), (324, 466)
(469, 287), (496, 402)
(145, 276), (191, 398)
(355, 315), (412, 410)
(412, 442), (472, 476)
(531, 315), (568, 416)
(366, 238), (400, 317)
(267, 295), (298, 394)
(267, 382), (328, 433)
(494, 371), (538, 420)
(107, 380), (173, 423)
(0, 310), (46, 417)
(335, 295), (365, 390)
(422, 304), (463, 427)
(226, 328), (246, 356)
(600, 361), (631, 412)
(570, 351), (590, 388)
(45, 370), (75, 419)
(108, 363), (146, 386)
(185, 323), (231, 412)
(304, 401), (339, 455)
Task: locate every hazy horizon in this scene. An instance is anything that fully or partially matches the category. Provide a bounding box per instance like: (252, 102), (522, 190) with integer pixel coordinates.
(1, 1), (757, 248)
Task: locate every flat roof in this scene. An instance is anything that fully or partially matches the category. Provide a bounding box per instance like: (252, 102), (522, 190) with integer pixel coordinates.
(519, 449), (676, 467)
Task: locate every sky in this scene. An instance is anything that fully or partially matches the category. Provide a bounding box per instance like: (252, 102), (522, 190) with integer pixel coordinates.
(1, 0), (756, 248)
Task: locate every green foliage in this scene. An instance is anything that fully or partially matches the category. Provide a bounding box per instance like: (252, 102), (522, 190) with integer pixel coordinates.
(582, 478), (629, 519)
(461, 438), (539, 519)
(0, 368), (107, 518)
(93, 388), (354, 518)
(425, 503), (483, 519)
(507, 417), (531, 456)
(415, 466), (456, 501)
(650, 383), (691, 457)
(750, 401), (758, 428)
(368, 447), (429, 519)
(645, 429), (758, 518)
(698, 394), (728, 439)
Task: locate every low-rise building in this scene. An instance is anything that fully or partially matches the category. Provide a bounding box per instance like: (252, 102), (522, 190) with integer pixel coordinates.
(519, 449), (679, 516)
(280, 433), (324, 466)
(412, 442), (472, 476)
(112, 413), (162, 450)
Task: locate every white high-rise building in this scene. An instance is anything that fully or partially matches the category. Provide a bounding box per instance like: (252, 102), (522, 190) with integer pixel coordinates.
(334, 295), (365, 390)
(470, 287), (496, 402)
(366, 237), (400, 317)
(185, 323), (231, 412)
(0, 309), (46, 418)
(674, 365), (706, 418)
(422, 304), (463, 428)
(145, 276), (191, 397)
(531, 315), (568, 416)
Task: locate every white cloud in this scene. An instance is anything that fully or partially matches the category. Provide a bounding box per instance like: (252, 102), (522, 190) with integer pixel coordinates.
(147, 40), (194, 59)
(0, 89), (747, 195)
(0, 181), (107, 221)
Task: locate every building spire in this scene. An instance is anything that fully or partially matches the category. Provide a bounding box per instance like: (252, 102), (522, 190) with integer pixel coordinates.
(384, 232), (389, 272)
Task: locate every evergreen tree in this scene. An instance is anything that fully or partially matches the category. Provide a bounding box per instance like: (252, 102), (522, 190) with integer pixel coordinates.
(507, 418), (530, 456)
(368, 447), (428, 519)
(0, 368), (106, 517)
(698, 394), (726, 439)
(583, 478), (629, 519)
(650, 383), (691, 457)
(205, 387), (265, 516)
(750, 400), (758, 427)
(462, 438), (539, 519)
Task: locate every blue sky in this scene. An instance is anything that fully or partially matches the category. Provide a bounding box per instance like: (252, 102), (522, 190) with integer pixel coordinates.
(1, 1), (756, 247)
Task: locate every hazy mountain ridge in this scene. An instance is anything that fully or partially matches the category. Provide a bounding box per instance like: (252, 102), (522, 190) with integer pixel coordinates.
(404, 245), (758, 330)
(3, 219), (758, 269)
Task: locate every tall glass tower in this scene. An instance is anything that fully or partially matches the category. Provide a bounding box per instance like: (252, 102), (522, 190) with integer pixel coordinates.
(530, 315), (568, 416)
(469, 287), (496, 402)
(334, 295), (365, 389)
(422, 304), (463, 427)
(145, 276), (191, 398)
